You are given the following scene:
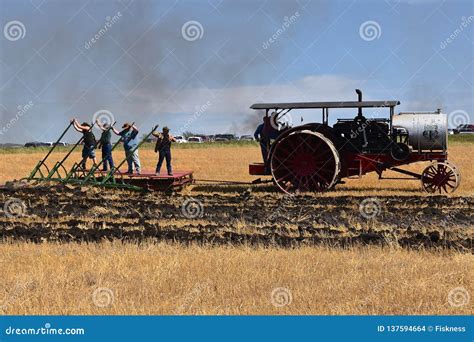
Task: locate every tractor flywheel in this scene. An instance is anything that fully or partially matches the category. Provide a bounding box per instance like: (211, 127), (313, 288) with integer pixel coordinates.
(270, 130), (341, 194)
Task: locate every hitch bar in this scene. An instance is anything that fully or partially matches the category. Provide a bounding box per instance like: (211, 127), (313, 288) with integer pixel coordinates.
(379, 167), (422, 180)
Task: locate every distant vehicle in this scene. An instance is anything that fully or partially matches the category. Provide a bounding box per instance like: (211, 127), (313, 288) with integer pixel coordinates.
(448, 129), (455, 135)
(215, 134), (236, 141)
(187, 136), (203, 143)
(195, 134), (210, 142)
(25, 142), (44, 147)
(453, 124), (474, 134)
(239, 135), (255, 141)
(174, 135), (188, 143)
(25, 141), (68, 147)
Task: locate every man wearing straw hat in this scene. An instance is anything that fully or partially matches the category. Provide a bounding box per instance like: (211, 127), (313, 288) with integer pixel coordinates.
(112, 122), (141, 174)
(71, 118), (97, 169)
(152, 126), (176, 176)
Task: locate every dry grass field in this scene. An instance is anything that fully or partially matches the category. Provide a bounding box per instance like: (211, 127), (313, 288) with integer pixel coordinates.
(0, 242), (472, 315)
(1, 141), (473, 196)
(0, 141), (473, 315)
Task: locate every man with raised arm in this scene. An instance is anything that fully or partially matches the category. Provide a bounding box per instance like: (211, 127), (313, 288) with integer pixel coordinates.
(152, 126), (176, 176)
(111, 122), (141, 174)
(71, 118), (97, 169)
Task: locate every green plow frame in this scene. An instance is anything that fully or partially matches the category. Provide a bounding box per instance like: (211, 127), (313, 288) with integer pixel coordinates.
(43, 123), (96, 181)
(26, 121), (159, 192)
(27, 121), (74, 180)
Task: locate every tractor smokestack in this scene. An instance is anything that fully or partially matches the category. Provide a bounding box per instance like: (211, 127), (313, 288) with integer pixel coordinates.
(355, 89), (363, 118)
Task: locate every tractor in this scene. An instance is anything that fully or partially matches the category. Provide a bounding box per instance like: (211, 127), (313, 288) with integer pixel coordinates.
(249, 89), (460, 194)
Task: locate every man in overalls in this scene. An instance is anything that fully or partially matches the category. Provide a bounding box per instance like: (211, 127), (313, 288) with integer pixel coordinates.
(153, 126), (176, 176)
(95, 120), (115, 171)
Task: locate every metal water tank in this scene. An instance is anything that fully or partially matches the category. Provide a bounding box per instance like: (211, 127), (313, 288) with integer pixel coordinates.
(392, 112), (447, 151)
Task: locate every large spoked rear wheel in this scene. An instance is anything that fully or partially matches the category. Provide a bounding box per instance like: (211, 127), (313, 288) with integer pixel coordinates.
(270, 130), (341, 194)
(421, 161), (460, 194)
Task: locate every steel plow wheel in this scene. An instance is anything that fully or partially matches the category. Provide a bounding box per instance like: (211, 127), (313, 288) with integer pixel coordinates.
(270, 130), (341, 194)
(421, 161), (460, 194)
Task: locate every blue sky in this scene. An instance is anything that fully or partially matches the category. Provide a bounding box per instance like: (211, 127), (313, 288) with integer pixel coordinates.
(0, 0), (472, 143)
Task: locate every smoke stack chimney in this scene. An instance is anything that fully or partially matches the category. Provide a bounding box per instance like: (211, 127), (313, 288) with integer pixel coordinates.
(355, 89), (363, 118)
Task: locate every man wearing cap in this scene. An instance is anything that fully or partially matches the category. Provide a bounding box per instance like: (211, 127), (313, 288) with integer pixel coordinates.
(71, 118), (97, 169)
(112, 122), (141, 174)
(95, 120), (115, 171)
(152, 126), (176, 176)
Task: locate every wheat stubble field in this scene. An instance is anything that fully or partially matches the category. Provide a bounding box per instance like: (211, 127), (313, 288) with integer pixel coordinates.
(0, 141), (473, 315)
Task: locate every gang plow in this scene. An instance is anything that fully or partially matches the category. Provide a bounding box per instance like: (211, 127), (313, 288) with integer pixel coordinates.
(25, 123), (193, 192)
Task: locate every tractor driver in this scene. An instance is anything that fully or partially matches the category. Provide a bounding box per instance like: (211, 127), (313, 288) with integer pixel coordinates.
(254, 112), (281, 171)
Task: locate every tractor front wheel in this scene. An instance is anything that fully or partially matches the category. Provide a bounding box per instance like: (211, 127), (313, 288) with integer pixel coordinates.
(421, 161), (460, 194)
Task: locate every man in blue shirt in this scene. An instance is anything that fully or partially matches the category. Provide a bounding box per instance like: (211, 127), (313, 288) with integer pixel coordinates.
(254, 113), (284, 172)
(254, 122), (266, 162)
(112, 123), (141, 174)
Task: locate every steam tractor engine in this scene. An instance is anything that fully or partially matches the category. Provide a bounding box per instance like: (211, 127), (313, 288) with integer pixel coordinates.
(249, 89), (460, 194)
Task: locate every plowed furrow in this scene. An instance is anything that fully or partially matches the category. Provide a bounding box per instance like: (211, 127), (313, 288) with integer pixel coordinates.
(1, 184), (473, 249)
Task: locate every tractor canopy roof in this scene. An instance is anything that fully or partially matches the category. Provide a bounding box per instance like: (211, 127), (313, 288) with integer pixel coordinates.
(250, 100), (400, 110)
